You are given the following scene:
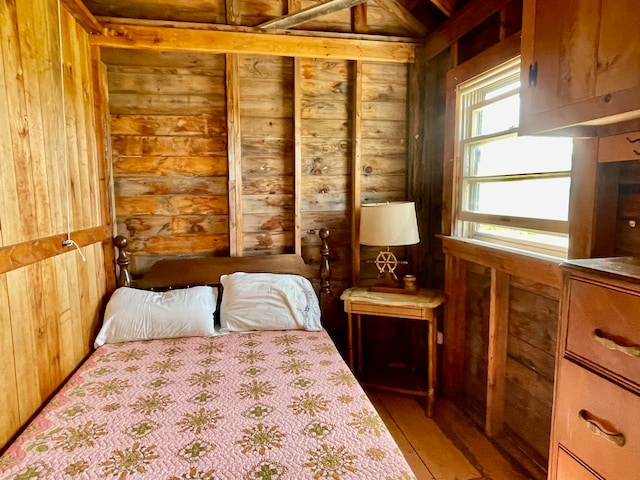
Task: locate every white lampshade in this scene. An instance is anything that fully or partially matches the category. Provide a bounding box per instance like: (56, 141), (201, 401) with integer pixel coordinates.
(360, 202), (420, 246)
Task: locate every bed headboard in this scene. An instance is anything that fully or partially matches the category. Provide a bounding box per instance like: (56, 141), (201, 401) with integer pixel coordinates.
(113, 228), (332, 297)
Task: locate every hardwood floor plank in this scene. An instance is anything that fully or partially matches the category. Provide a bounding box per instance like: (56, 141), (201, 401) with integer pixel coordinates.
(430, 397), (530, 480)
(371, 390), (482, 480)
(369, 391), (436, 480)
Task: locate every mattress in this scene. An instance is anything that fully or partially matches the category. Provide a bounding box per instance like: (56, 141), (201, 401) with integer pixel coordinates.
(0, 330), (416, 479)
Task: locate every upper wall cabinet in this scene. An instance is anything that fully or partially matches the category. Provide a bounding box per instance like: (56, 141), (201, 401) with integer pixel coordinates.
(520, 0), (640, 136)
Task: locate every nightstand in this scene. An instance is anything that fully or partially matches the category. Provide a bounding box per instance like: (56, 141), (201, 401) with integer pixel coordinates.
(340, 286), (445, 417)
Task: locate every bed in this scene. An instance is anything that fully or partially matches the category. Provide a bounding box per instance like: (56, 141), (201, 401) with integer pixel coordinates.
(0, 229), (416, 480)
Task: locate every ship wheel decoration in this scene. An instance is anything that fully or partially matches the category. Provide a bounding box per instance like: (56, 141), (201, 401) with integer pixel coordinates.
(374, 248), (407, 281)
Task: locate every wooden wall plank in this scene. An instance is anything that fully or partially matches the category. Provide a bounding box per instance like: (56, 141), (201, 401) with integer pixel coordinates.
(0, 274), (20, 448)
(486, 269), (510, 437)
(352, 60), (362, 285)
(17, 0), (56, 239)
(76, 15), (102, 229)
(111, 114), (225, 136)
(52, 253), (76, 375)
(240, 55), (294, 256)
(101, 48), (227, 70)
(0, 30), (21, 248)
(443, 253), (467, 396)
(6, 267), (44, 425)
(225, 54), (243, 255)
(1, 0), (39, 243)
(91, 46), (113, 233)
(86, 0), (227, 24)
(293, 57), (303, 256)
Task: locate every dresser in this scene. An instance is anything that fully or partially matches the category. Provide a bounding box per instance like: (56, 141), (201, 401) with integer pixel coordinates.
(550, 258), (640, 479)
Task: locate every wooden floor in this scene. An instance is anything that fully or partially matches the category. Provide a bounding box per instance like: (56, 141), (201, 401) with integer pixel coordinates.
(367, 390), (533, 480)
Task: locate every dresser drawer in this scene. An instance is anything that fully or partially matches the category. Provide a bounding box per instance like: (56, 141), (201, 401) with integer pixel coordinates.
(556, 448), (600, 480)
(566, 280), (640, 389)
(554, 359), (640, 480)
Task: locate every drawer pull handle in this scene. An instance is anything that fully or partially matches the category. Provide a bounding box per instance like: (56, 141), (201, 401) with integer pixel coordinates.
(578, 410), (626, 446)
(593, 329), (640, 358)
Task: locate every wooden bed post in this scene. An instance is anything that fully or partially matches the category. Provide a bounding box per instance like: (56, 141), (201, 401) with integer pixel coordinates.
(319, 228), (332, 295)
(114, 235), (132, 287)
(319, 228), (334, 323)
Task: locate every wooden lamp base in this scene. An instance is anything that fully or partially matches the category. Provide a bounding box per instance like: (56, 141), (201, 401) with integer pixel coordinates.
(368, 285), (418, 295)
(368, 272), (418, 295)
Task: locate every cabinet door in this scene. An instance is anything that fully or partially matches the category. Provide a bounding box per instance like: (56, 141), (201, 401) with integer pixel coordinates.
(520, 0), (640, 134)
(520, 0), (601, 119)
(597, 0), (640, 98)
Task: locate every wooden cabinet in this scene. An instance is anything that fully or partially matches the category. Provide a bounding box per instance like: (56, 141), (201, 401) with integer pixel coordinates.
(598, 131), (640, 163)
(550, 257), (640, 479)
(520, 0), (640, 135)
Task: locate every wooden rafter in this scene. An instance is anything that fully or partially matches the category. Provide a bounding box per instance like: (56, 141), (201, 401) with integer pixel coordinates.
(431, 0), (456, 17)
(257, 0), (368, 29)
(94, 23), (416, 63)
(372, 0), (426, 37)
(423, 0), (512, 61)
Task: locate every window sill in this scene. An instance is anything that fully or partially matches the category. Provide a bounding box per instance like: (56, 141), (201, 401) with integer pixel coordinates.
(440, 236), (563, 289)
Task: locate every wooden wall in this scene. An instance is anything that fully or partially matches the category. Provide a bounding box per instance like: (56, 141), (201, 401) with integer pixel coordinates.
(106, 49), (229, 271)
(107, 52), (409, 296)
(461, 264), (558, 475)
(0, 0), (114, 450)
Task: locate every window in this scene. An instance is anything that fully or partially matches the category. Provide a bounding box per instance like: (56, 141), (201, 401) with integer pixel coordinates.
(454, 58), (573, 258)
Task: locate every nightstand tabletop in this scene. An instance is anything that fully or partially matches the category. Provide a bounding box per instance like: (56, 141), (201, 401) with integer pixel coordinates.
(340, 287), (445, 308)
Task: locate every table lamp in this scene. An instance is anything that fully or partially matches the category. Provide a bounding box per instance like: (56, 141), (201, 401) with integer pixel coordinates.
(359, 201), (419, 293)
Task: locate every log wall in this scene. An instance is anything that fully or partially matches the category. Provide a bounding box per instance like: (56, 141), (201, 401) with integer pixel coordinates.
(0, 0), (113, 450)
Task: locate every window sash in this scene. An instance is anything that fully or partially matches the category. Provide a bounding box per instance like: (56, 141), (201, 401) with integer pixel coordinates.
(454, 57), (571, 257)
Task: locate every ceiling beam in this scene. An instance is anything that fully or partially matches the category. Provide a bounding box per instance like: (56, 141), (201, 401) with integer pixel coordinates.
(423, 0), (512, 61)
(94, 22), (416, 63)
(258, 0), (368, 29)
(61, 0), (103, 34)
(372, 0), (426, 37)
(96, 16), (419, 43)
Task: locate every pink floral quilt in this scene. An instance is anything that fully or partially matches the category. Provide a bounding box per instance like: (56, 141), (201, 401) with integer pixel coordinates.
(0, 330), (416, 479)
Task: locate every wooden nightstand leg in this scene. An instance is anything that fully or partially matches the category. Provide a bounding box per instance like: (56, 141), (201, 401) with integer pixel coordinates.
(427, 316), (437, 417)
(347, 312), (354, 371)
(356, 314), (362, 375)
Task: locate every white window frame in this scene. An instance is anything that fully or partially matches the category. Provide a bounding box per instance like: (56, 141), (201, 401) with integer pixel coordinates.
(452, 57), (572, 259)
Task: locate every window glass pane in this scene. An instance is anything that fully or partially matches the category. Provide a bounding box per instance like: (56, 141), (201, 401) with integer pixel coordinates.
(465, 136), (573, 177)
(463, 177), (570, 220)
(472, 94), (520, 137)
(474, 224), (569, 249)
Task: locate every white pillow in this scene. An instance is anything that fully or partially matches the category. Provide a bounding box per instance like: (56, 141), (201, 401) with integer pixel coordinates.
(219, 272), (321, 332)
(94, 286), (219, 347)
